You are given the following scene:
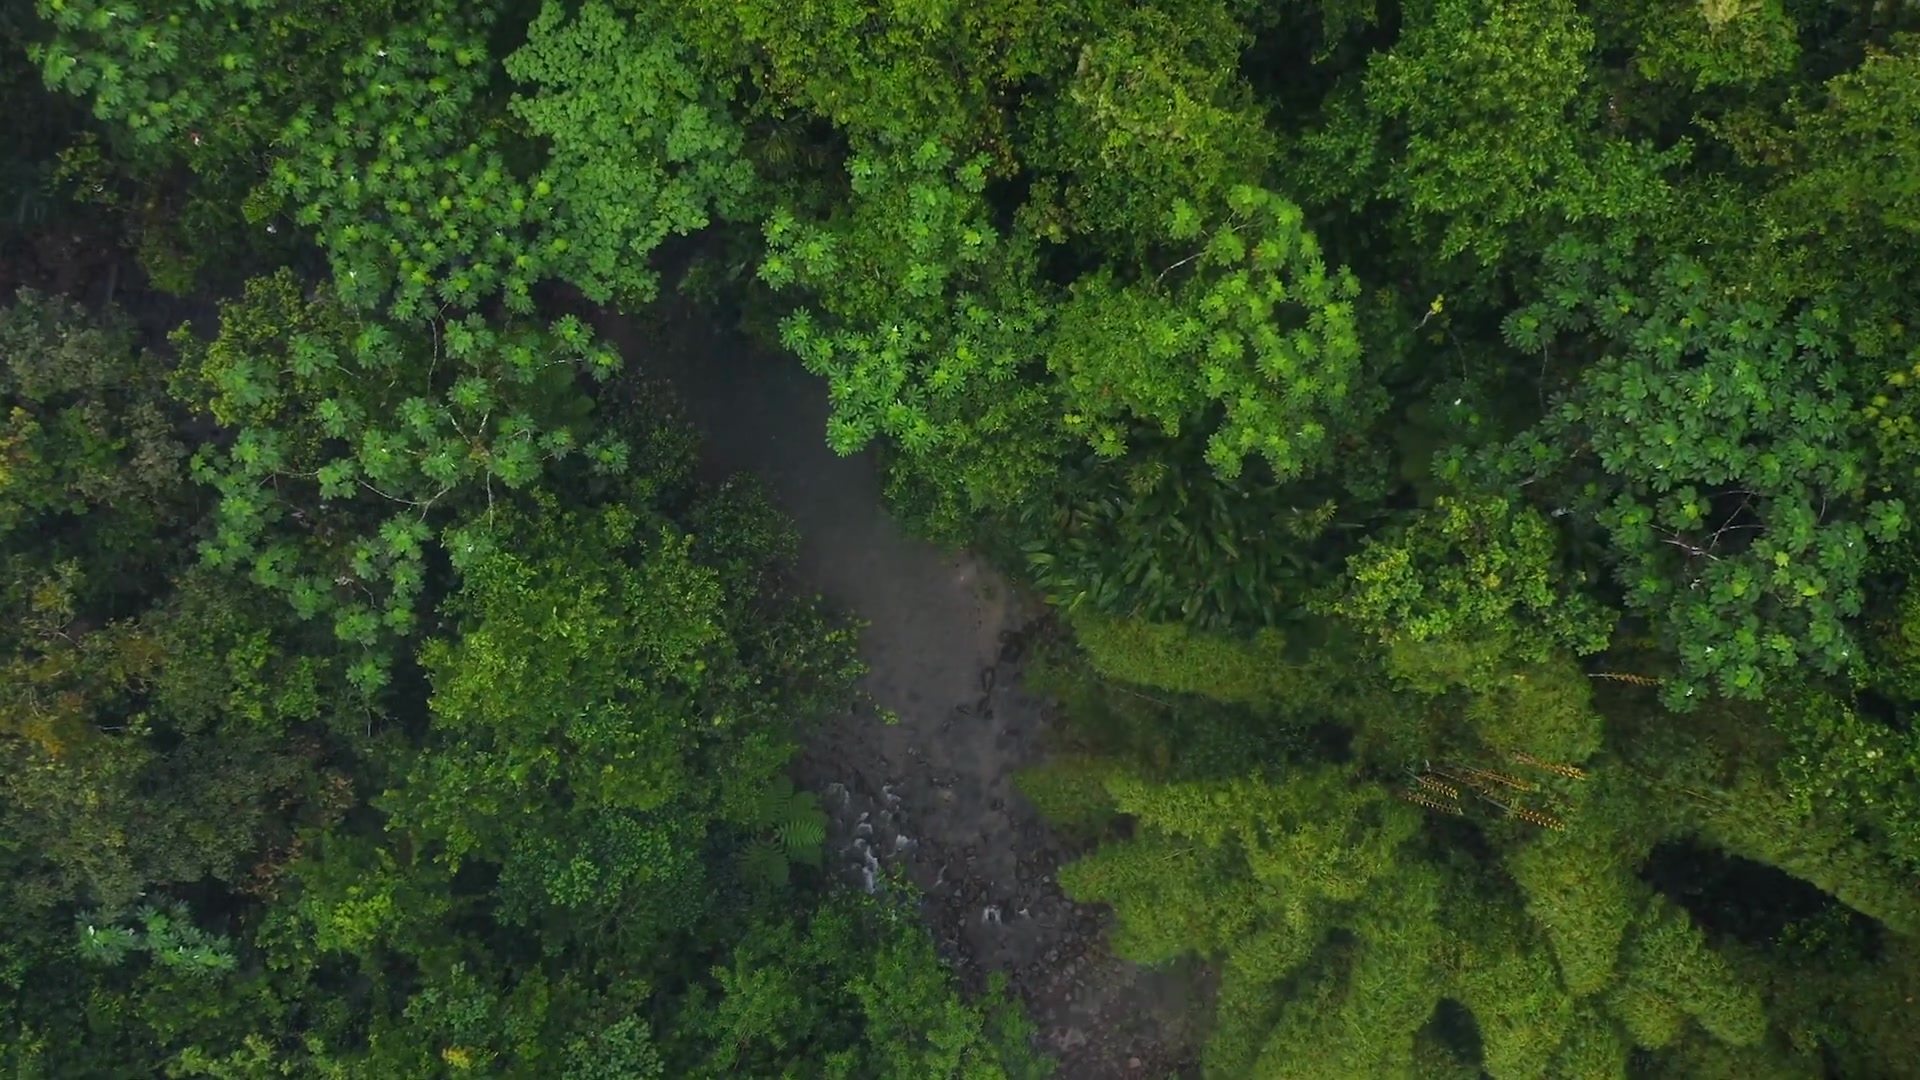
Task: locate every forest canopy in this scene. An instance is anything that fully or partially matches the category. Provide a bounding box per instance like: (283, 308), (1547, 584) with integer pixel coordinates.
(5, 0), (1920, 1076)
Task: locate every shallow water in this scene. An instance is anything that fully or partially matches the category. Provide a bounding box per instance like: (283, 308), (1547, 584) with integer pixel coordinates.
(588, 305), (1203, 1079)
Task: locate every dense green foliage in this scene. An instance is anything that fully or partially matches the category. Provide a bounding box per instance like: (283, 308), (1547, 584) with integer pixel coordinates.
(0, 277), (1045, 1074)
(10, 0), (1920, 1076)
(0, 1), (1053, 1068)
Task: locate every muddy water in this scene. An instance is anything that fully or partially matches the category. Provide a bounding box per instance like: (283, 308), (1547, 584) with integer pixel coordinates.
(588, 308), (1201, 1079)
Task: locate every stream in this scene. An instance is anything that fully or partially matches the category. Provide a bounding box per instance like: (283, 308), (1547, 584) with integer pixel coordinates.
(588, 305), (1202, 1079)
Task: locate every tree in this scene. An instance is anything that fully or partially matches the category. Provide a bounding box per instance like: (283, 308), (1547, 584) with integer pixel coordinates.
(170, 270), (625, 690)
(0, 292), (349, 918)
(503, 1), (758, 307)
(1330, 492), (1616, 667)
(1486, 242), (1902, 705)
(668, 892), (1051, 1078)
(1019, 1), (1272, 252)
(1048, 185), (1367, 481)
(0, 289), (190, 585)
(764, 139), (1067, 526)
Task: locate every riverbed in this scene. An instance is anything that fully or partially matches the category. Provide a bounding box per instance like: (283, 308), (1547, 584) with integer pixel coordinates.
(587, 302), (1203, 1079)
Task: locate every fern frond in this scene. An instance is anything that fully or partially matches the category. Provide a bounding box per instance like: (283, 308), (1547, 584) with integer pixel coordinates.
(1509, 750), (1589, 780)
(739, 837), (789, 886)
(1397, 789), (1463, 815)
(1588, 671), (1662, 687)
(778, 802), (827, 856)
(756, 776), (798, 827)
